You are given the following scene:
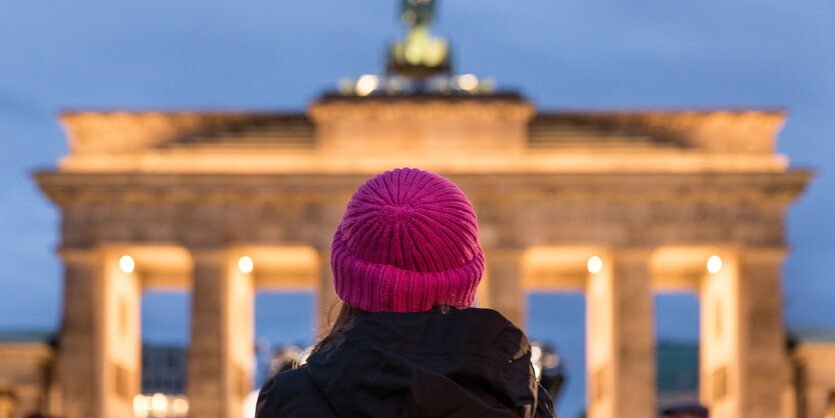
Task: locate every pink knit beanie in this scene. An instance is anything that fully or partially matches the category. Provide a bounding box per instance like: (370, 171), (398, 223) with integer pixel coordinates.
(330, 168), (485, 313)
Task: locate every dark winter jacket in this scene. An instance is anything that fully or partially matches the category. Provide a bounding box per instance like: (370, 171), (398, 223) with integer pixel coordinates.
(255, 306), (556, 418)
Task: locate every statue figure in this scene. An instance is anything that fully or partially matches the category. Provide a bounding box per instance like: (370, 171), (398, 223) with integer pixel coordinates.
(386, 0), (452, 79)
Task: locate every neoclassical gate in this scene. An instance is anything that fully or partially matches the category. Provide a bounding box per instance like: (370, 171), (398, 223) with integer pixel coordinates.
(36, 93), (809, 418)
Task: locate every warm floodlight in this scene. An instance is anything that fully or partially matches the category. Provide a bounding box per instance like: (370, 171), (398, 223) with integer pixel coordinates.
(456, 73), (478, 92)
(133, 395), (149, 415)
(151, 393), (167, 412)
(355, 74), (379, 96)
(238, 256), (254, 274)
(587, 256), (603, 274)
(707, 255), (723, 274)
(119, 255), (135, 274)
(172, 398), (189, 414)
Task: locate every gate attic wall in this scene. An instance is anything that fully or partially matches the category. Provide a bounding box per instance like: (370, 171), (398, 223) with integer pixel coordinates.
(55, 97), (789, 175)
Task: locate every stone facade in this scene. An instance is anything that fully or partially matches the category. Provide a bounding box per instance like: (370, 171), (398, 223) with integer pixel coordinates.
(0, 335), (59, 418)
(31, 93), (811, 417)
(785, 334), (835, 418)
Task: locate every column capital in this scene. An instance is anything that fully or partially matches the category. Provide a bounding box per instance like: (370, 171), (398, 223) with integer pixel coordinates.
(610, 247), (654, 263)
(483, 247), (525, 263)
(188, 247), (230, 265)
(57, 247), (99, 264)
(740, 246), (788, 264)
(481, 247), (524, 327)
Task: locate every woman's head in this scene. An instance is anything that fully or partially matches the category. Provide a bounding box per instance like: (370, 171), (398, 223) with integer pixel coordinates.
(330, 167), (484, 313)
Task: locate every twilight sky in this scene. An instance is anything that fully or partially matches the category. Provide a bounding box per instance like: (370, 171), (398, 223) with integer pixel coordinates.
(1, 1), (833, 416)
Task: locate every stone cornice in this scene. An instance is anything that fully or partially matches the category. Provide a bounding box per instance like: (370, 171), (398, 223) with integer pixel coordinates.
(55, 151), (792, 174)
(34, 170), (812, 205)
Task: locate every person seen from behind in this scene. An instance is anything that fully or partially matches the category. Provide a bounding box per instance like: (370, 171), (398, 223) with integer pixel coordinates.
(256, 168), (556, 417)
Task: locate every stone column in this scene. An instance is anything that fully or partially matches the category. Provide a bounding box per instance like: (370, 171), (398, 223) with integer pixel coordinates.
(700, 249), (786, 418)
(739, 250), (786, 417)
(483, 250), (524, 328)
(0, 388), (14, 418)
(188, 249), (254, 418)
(316, 249), (339, 338)
(586, 250), (655, 418)
(57, 248), (140, 418)
(100, 248), (141, 418)
(56, 249), (99, 418)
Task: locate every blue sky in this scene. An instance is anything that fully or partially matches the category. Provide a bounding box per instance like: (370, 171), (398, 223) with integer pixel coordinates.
(1, 1), (833, 416)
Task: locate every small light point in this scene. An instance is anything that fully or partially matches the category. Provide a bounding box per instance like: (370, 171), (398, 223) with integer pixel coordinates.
(151, 393), (167, 412)
(238, 256), (254, 274)
(119, 255), (135, 273)
(456, 73), (478, 92)
(587, 256), (603, 274)
(707, 255), (723, 274)
(355, 74), (379, 96)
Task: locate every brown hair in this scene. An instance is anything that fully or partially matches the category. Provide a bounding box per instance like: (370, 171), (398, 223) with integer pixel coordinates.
(312, 302), (368, 354)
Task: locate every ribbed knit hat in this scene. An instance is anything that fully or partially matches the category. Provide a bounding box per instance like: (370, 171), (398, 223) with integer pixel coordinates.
(331, 168), (485, 313)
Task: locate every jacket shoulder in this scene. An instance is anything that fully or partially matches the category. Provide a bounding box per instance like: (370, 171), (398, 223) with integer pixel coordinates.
(535, 383), (556, 418)
(255, 366), (337, 418)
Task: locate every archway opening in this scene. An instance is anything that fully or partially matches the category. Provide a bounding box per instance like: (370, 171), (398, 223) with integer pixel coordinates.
(254, 292), (315, 388)
(650, 245), (729, 410)
(528, 292), (586, 418)
(654, 292), (700, 408)
(521, 246), (603, 418)
(244, 245), (320, 393)
(141, 291), (190, 396)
